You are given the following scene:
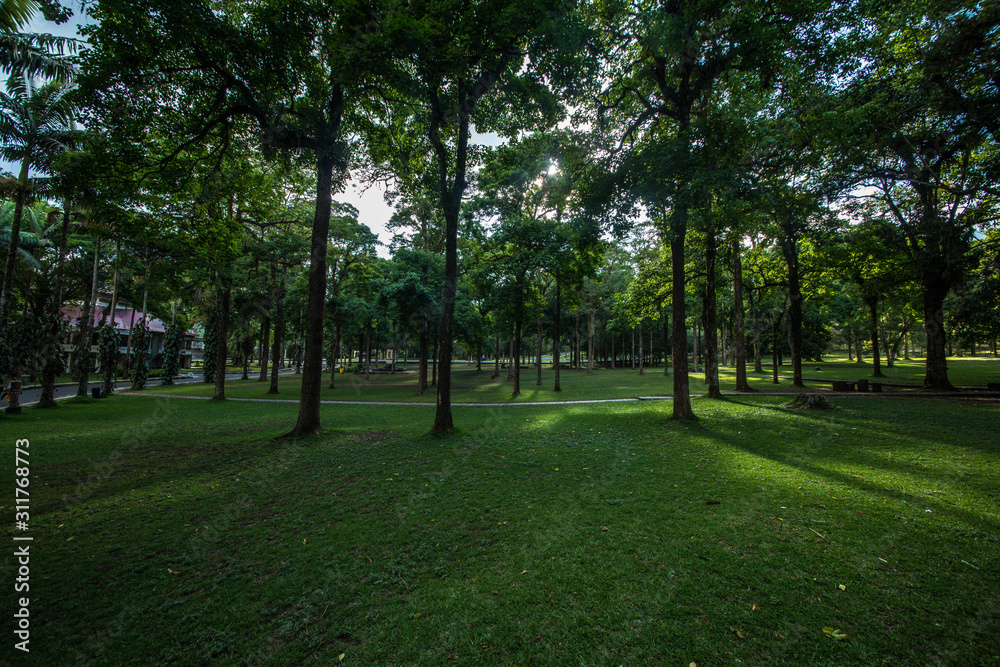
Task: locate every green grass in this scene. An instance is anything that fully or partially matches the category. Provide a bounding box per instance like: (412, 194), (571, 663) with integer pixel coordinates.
(137, 353), (1000, 404)
(5, 389), (999, 665)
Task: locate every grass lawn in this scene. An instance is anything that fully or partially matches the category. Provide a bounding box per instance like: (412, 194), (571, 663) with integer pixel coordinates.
(4, 387), (999, 665)
(136, 354), (1000, 404)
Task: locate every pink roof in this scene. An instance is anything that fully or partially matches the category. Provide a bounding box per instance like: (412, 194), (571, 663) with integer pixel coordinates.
(61, 305), (180, 335)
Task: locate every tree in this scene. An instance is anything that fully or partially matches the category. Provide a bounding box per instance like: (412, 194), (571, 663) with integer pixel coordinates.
(595, 0), (833, 417)
(841, 0), (1000, 389)
(0, 74), (75, 334)
(391, 0), (593, 433)
(83, 0), (396, 434)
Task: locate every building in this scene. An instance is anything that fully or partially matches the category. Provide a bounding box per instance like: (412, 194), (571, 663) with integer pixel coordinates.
(61, 297), (202, 372)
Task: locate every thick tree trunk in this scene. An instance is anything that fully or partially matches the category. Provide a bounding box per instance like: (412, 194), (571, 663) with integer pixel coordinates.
(212, 278), (232, 401)
(704, 230), (721, 397)
(267, 266), (286, 395)
(670, 205), (693, 419)
(733, 239), (753, 392)
(866, 296), (883, 377)
(430, 115), (467, 434)
(781, 236), (805, 388)
(288, 142), (340, 436)
(922, 277), (955, 390)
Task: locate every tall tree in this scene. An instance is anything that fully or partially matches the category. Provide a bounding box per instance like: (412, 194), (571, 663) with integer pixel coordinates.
(0, 74), (75, 334)
(83, 0), (394, 434)
(596, 0), (834, 417)
(841, 0), (999, 389)
(394, 0), (593, 433)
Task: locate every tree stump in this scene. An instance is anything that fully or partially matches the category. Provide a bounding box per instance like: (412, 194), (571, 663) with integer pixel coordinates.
(789, 393), (833, 410)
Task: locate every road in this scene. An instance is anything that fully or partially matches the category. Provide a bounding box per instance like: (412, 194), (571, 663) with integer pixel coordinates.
(2, 369), (298, 409)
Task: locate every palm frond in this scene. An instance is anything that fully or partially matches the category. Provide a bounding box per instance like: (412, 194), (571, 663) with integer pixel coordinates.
(0, 31), (78, 80)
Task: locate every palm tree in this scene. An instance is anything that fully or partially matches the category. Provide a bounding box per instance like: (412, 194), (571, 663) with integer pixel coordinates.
(0, 0), (35, 32)
(0, 0), (78, 80)
(0, 74), (75, 333)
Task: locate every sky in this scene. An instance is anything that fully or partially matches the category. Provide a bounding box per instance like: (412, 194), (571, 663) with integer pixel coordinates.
(17, 6), (504, 258)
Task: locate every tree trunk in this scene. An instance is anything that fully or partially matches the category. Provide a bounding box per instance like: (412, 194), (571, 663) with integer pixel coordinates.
(866, 295), (883, 377)
(553, 279), (562, 391)
(608, 328), (617, 370)
(288, 140), (341, 436)
(574, 312), (581, 369)
(75, 238), (102, 397)
(733, 239), (753, 392)
(638, 320), (644, 375)
(631, 327), (635, 369)
(212, 278), (231, 401)
(772, 320), (780, 384)
(512, 316), (522, 397)
(922, 276), (955, 390)
(259, 315), (271, 382)
(662, 307), (669, 376)
(493, 330), (500, 379)
(781, 235), (804, 388)
(37, 202), (74, 407)
(703, 229), (721, 397)
(417, 310), (429, 395)
(751, 289), (763, 373)
(587, 310), (594, 375)
(692, 321), (699, 373)
(364, 319), (372, 380)
(670, 203), (693, 419)
(329, 321), (341, 388)
(536, 310), (543, 385)
(267, 266), (286, 395)
(0, 161), (30, 334)
(431, 333), (437, 386)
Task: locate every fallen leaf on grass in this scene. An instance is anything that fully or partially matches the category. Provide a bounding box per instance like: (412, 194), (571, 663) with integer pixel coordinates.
(730, 626), (746, 639)
(600, 526), (609, 531)
(823, 627), (849, 640)
(752, 604), (761, 611)
(838, 584), (846, 591)
(338, 654), (345, 662)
